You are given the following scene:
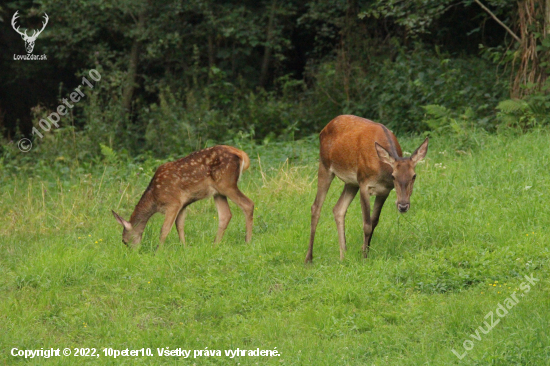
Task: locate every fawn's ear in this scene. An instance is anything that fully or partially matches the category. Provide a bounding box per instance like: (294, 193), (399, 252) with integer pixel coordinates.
(375, 142), (396, 167)
(112, 210), (132, 231)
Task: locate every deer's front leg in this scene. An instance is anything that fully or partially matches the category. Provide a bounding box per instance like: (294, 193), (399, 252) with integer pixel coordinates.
(156, 206), (180, 251)
(368, 194), (388, 252)
(175, 207), (187, 246)
(359, 185), (372, 258)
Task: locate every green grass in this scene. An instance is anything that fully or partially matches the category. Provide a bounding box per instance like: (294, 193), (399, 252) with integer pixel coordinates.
(1, 130), (550, 365)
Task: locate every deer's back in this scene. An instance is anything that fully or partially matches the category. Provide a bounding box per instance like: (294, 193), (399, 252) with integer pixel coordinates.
(319, 115), (402, 185)
(147, 145), (248, 205)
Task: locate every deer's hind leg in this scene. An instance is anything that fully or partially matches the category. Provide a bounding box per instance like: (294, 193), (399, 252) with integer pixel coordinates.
(224, 188), (254, 243)
(212, 155), (254, 243)
(333, 184), (359, 261)
(213, 195), (232, 244)
(306, 162), (335, 263)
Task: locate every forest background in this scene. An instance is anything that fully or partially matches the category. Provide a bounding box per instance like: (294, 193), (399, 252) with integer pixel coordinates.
(1, 0), (549, 160)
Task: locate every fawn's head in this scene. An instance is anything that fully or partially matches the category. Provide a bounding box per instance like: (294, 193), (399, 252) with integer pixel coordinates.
(112, 210), (142, 247)
(375, 137), (428, 213)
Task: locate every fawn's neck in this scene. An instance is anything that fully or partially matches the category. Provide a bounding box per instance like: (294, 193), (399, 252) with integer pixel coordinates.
(129, 189), (156, 234)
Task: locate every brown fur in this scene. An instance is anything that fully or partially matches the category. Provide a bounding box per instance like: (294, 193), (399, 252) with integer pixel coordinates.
(305, 115), (428, 262)
(112, 145), (254, 249)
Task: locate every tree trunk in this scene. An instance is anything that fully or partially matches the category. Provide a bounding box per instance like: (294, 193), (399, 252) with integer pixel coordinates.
(122, 11), (146, 114)
(512, 0), (545, 97)
(259, 0), (277, 88)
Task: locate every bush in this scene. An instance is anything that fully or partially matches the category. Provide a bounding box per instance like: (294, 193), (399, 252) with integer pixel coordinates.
(306, 44), (507, 134)
(5, 44), (509, 163)
(496, 92), (550, 130)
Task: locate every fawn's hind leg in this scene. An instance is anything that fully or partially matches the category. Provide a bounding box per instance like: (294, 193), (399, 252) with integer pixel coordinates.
(214, 195), (232, 244)
(224, 188), (254, 242)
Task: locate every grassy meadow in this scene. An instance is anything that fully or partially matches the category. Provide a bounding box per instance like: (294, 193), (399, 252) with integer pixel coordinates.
(1, 129), (550, 365)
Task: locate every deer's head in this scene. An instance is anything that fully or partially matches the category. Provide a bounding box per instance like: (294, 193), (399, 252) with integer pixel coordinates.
(375, 138), (429, 213)
(112, 211), (142, 247)
(11, 11), (49, 54)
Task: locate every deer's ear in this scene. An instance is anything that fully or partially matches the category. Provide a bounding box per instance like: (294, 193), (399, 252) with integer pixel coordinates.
(411, 137), (429, 165)
(112, 210), (132, 231)
(375, 142), (395, 167)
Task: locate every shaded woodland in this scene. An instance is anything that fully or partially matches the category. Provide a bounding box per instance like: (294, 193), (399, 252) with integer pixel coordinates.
(1, 0), (549, 157)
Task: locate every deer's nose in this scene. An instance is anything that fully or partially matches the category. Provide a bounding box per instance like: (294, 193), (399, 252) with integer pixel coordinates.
(397, 203), (410, 213)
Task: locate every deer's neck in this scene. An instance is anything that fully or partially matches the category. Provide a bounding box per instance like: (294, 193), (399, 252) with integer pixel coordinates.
(129, 189), (156, 234)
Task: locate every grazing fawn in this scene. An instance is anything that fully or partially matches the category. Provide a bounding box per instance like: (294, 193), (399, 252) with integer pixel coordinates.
(305, 115), (428, 262)
(112, 145), (254, 249)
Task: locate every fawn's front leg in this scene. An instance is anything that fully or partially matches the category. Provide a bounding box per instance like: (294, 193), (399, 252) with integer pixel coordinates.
(175, 207), (187, 246)
(156, 206), (180, 251)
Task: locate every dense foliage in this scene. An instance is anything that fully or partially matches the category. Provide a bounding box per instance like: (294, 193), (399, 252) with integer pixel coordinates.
(1, 0), (549, 159)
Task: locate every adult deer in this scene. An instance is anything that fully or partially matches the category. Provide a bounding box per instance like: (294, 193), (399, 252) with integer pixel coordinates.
(11, 11), (49, 53)
(305, 115), (428, 263)
(112, 145), (254, 249)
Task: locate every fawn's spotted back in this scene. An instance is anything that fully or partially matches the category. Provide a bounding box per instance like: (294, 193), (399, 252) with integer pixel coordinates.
(147, 145), (249, 209)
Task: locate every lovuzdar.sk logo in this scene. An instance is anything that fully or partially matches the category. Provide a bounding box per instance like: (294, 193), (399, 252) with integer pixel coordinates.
(11, 10), (48, 61)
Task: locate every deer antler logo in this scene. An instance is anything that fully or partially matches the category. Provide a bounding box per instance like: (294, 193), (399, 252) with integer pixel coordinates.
(11, 11), (49, 54)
